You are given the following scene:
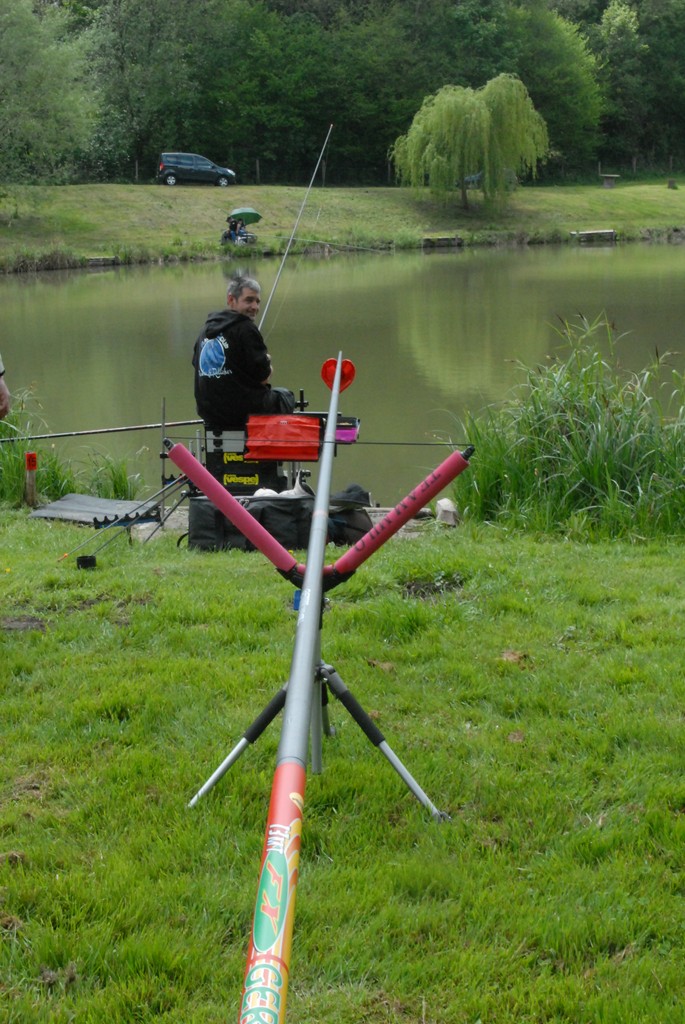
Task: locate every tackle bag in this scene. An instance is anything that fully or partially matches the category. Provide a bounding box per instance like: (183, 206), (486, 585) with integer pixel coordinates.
(187, 495), (253, 551)
(327, 483), (373, 545)
(187, 493), (314, 552)
(327, 506), (373, 546)
(268, 387), (297, 415)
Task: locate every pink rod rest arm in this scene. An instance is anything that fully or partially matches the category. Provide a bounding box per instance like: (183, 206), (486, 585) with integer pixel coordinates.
(164, 441), (301, 577)
(329, 446), (473, 579)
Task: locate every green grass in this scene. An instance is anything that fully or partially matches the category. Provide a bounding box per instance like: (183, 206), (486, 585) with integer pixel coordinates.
(0, 392), (141, 506)
(2, 181), (685, 1021)
(1, 510), (684, 1022)
(1, 180), (685, 268)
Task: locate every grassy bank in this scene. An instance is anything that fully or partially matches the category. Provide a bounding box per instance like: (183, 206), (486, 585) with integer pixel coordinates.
(1, 511), (684, 1023)
(2, 184), (684, 1022)
(1, 180), (685, 270)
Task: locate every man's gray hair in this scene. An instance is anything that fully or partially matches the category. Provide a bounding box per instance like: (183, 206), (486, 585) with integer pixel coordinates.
(227, 272), (260, 300)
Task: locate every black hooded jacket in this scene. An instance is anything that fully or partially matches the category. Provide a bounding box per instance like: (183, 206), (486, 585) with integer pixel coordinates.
(192, 309), (273, 430)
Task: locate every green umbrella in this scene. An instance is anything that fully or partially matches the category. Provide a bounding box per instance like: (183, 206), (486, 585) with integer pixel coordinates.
(228, 207), (262, 225)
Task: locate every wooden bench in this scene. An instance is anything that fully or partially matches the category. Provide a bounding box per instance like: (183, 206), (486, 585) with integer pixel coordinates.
(600, 174), (620, 188)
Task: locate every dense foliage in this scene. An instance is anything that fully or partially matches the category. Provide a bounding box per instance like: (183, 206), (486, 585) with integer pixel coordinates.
(1, 0), (684, 185)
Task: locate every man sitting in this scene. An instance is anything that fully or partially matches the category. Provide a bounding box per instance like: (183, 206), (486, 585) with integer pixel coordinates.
(192, 272), (294, 432)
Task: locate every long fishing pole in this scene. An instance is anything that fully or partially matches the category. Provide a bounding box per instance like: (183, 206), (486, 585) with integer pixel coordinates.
(258, 123), (334, 333)
(238, 353), (345, 1024)
(0, 417), (466, 450)
(0, 418), (202, 445)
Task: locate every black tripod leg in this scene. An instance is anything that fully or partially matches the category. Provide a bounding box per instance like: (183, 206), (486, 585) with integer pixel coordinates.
(188, 686), (287, 807)
(319, 670), (336, 738)
(319, 664), (449, 822)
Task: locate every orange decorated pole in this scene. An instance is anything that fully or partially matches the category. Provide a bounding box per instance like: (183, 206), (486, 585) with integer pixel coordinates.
(238, 354), (349, 1024)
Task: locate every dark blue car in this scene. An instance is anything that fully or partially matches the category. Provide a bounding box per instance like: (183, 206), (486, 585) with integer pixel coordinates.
(157, 153), (236, 187)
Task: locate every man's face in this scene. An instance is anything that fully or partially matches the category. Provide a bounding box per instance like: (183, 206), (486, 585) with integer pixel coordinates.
(229, 287), (260, 321)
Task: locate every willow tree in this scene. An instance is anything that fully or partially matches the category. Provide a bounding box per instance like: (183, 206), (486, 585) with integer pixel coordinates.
(390, 73), (549, 208)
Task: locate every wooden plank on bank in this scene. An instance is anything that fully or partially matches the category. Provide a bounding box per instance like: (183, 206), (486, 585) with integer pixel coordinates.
(569, 229), (617, 244)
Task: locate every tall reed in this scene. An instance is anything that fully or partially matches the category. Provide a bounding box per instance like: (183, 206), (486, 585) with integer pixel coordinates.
(457, 314), (685, 537)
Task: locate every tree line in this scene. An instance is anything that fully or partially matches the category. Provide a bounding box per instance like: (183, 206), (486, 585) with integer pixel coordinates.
(1, 0), (683, 187)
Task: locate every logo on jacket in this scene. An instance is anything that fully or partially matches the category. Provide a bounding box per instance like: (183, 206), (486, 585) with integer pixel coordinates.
(198, 335), (231, 377)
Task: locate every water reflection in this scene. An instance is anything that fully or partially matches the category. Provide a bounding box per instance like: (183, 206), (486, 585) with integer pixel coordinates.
(3, 245), (685, 504)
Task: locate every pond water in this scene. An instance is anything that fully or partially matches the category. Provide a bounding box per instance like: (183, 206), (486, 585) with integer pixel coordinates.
(3, 243), (685, 505)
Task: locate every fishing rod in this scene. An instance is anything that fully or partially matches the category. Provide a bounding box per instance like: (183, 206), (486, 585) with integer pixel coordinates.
(258, 123), (334, 333)
(168, 360), (473, 1021)
(0, 414), (467, 451)
(237, 353), (346, 1024)
(0, 418), (202, 445)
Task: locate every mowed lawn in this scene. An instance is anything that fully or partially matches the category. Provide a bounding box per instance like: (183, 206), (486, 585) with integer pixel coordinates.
(2, 180), (685, 264)
(1, 508), (684, 1023)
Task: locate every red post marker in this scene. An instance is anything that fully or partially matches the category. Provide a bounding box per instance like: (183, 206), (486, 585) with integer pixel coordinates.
(24, 451), (38, 507)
